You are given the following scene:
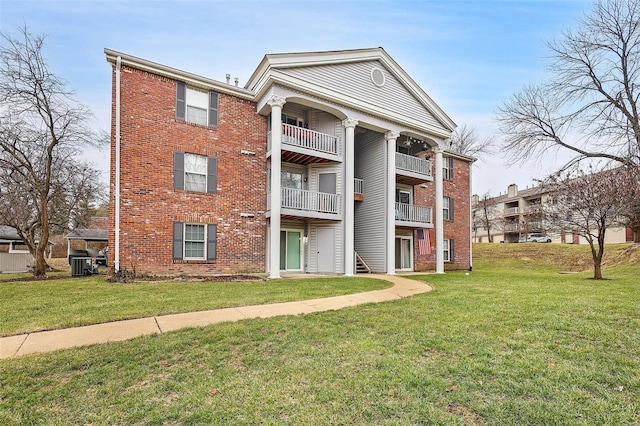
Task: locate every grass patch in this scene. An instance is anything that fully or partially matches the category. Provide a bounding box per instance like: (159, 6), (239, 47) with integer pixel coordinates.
(0, 276), (389, 336)
(473, 241), (640, 273)
(1, 245), (639, 424)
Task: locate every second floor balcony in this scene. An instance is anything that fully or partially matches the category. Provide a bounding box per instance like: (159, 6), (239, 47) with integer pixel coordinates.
(395, 152), (433, 185)
(523, 205), (542, 214)
(395, 202), (433, 228)
(268, 123), (341, 164)
(267, 187), (341, 220)
(503, 206), (520, 216)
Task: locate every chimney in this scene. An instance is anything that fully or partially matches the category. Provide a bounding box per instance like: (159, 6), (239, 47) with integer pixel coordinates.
(226, 74), (230, 84)
(507, 184), (518, 198)
(234, 77), (239, 87)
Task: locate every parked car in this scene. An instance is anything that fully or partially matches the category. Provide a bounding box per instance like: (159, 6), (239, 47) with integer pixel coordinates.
(519, 233), (552, 243)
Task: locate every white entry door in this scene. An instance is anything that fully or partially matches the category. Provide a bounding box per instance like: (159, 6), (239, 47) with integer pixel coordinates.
(316, 227), (335, 273)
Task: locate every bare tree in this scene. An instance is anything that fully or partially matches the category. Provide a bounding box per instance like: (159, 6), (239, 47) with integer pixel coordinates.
(497, 0), (640, 240)
(473, 192), (500, 242)
(445, 124), (493, 159)
(0, 26), (106, 277)
(543, 167), (632, 279)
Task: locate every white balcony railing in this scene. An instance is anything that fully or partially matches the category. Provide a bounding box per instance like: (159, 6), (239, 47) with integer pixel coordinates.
(276, 187), (340, 214)
(503, 223), (520, 232)
(354, 178), (364, 195)
(267, 123), (340, 156)
(395, 202), (432, 224)
(504, 207), (520, 215)
(395, 152), (432, 176)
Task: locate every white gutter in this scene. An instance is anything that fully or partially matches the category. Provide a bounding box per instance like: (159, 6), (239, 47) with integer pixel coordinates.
(114, 56), (121, 272)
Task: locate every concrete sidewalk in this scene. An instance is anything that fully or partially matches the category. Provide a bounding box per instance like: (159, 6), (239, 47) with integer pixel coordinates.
(0, 274), (432, 359)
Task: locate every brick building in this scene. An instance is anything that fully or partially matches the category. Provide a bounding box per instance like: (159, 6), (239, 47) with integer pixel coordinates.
(105, 48), (474, 276)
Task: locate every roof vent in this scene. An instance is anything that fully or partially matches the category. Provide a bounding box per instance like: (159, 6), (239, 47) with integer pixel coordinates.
(371, 67), (385, 87)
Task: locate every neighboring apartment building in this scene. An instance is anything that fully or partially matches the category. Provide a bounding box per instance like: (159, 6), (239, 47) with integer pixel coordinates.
(105, 48), (474, 277)
(472, 183), (632, 244)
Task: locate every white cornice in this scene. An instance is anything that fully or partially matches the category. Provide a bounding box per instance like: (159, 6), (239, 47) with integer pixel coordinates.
(104, 48), (254, 100)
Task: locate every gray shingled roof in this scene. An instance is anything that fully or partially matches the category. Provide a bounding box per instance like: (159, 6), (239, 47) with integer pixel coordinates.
(0, 225), (21, 240)
(65, 229), (108, 241)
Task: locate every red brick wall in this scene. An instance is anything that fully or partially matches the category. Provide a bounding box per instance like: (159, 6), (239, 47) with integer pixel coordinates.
(414, 154), (472, 271)
(108, 65), (267, 275)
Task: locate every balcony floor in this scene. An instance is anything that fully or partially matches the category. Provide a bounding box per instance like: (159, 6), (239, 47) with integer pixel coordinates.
(280, 150), (337, 165)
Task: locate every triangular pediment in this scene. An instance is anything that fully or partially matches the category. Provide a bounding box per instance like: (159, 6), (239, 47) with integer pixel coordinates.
(247, 48), (456, 136)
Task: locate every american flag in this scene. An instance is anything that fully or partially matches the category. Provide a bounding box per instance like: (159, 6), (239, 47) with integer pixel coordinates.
(417, 229), (431, 255)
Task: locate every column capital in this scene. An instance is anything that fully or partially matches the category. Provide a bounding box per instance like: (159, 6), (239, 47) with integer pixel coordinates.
(433, 144), (445, 154)
(385, 131), (400, 142)
(267, 95), (286, 108)
(342, 118), (359, 129)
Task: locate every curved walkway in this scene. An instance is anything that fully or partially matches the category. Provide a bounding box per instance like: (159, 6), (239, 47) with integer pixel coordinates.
(0, 274), (432, 359)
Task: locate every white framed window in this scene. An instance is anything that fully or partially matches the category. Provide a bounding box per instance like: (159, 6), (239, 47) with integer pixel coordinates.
(185, 153), (208, 192)
(173, 222), (217, 261)
(281, 170), (303, 189)
(184, 223), (206, 260)
(443, 239), (454, 262)
(174, 152), (217, 194)
(281, 113), (304, 127)
(396, 188), (411, 204)
(443, 196), (454, 221)
(176, 82), (219, 127)
(186, 87), (209, 126)
(443, 156), (454, 180)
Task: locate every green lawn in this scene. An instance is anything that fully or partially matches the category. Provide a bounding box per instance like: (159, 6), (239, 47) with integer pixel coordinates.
(1, 247), (639, 424)
(0, 276), (390, 336)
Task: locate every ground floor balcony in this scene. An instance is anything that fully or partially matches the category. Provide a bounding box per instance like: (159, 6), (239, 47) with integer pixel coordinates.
(503, 223), (520, 232)
(268, 123), (342, 165)
(267, 187), (342, 220)
(395, 152), (433, 185)
(395, 202), (433, 228)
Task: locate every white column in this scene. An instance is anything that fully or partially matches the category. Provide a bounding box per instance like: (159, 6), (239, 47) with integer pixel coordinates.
(343, 118), (358, 276)
(434, 146), (445, 273)
(268, 95), (286, 279)
(386, 131), (400, 275)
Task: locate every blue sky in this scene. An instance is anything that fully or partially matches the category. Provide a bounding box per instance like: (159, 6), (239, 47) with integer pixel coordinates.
(1, 0), (591, 195)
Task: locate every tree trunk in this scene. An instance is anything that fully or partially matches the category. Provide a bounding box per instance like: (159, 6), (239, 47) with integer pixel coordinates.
(593, 258), (603, 280)
(33, 193), (49, 278)
(591, 229), (606, 280)
(634, 225), (640, 243)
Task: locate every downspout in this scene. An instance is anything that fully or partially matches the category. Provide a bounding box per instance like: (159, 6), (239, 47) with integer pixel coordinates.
(114, 56), (121, 272)
(469, 159), (473, 271)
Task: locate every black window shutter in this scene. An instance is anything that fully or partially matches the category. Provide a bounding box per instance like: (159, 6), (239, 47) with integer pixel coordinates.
(176, 82), (186, 121)
(208, 92), (219, 127)
(207, 224), (217, 260)
(174, 151), (185, 190)
(450, 197), (455, 221)
(450, 239), (455, 262)
(207, 156), (217, 193)
(173, 222), (184, 260)
(449, 157), (454, 179)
